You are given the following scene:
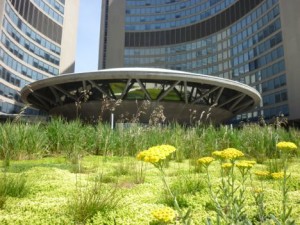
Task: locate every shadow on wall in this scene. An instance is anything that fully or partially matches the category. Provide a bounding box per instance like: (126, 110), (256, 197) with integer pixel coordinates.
(61, 62), (75, 75)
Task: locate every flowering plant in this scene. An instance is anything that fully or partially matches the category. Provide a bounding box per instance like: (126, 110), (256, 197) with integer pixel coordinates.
(276, 141), (297, 152)
(137, 145), (192, 224)
(151, 207), (176, 224)
(137, 145), (176, 165)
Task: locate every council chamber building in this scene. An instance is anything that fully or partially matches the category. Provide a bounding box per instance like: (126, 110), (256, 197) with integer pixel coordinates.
(0, 0), (79, 116)
(99, 0), (300, 124)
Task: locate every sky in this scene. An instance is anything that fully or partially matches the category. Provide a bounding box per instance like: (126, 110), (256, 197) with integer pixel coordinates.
(75, 0), (101, 73)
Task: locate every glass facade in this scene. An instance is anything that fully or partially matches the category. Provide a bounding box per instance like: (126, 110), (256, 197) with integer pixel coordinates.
(0, 0), (65, 115)
(122, 0), (287, 122)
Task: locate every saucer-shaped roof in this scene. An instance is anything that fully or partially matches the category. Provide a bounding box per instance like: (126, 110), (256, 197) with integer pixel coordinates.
(21, 68), (261, 124)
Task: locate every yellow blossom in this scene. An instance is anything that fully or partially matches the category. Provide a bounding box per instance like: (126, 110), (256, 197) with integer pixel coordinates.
(222, 162), (233, 168)
(236, 160), (255, 169)
(276, 141), (297, 152)
(219, 148), (244, 160)
(254, 188), (263, 193)
(212, 150), (223, 158)
(151, 207), (176, 223)
(197, 157), (215, 165)
(136, 145), (176, 164)
(271, 172), (284, 179)
(254, 170), (270, 178)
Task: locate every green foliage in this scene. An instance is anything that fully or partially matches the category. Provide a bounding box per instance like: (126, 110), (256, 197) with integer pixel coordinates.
(160, 174), (205, 207)
(68, 178), (122, 224)
(0, 173), (29, 209)
(0, 122), (47, 165)
(1, 119), (299, 162)
(0, 120), (299, 224)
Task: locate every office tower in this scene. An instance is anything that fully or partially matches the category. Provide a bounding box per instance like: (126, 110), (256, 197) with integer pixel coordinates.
(99, 0), (300, 124)
(0, 0), (79, 115)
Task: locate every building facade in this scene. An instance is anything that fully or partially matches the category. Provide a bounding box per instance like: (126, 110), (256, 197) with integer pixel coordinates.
(99, 0), (300, 124)
(0, 0), (79, 115)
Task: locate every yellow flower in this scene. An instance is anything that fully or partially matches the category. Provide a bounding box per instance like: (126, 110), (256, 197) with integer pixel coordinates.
(212, 150), (223, 158)
(197, 157), (215, 165)
(271, 172), (284, 179)
(152, 207), (176, 223)
(276, 141), (297, 152)
(254, 170), (270, 178)
(236, 160), (255, 169)
(222, 162), (233, 168)
(136, 150), (147, 160)
(254, 188), (263, 193)
(219, 148), (244, 160)
(136, 145), (176, 164)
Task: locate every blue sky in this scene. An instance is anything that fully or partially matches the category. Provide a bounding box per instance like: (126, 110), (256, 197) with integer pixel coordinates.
(75, 0), (101, 72)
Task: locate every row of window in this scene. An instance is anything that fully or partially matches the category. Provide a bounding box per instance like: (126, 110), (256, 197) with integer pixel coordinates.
(0, 48), (55, 80)
(3, 19), (60, 65)
(44, 0), (64, 14)
(231, 6), (280, 51)
(33, 0), (64, 25)
(232, 30), (282, 68)
(0, 82), (21, 102)
(127, 0), (202, 7)
(124, 28), (282, 78)
(263, 89), (288, 106)
(125, 0), (235, 28)
(260, 59), (285, 81)
(0, 100), (40, 115)
(129, 13), (280, 72)
(0, 66), (30, 88)
(263, 104), (289, 120)
(232, 45), (284, 77)
(248, 59), (285, 89)
(261, 74), (286, 93)
(248, 46), (284, 72)
(125, 0), (278, 31)
(234, 103), (289, 122)
(125, 0), (277, 46)
(127, 0), (228, 10)
(2, 34), (59, 75)
(236, 60), (285, 86)
(230, 0), (278, 34)
(6, 2), (61, 54)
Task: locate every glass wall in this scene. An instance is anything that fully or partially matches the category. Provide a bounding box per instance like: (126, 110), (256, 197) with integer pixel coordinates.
(0, 0), (63, 114)
(123, 0), (287, 121)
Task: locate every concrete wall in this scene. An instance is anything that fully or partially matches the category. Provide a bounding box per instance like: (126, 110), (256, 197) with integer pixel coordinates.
(279, 0), (300, 122)
(99, 0), (125, 69)
(60, 0), (80, 74)
(98, 0), (107, 69)
(0, 1), (5, 32)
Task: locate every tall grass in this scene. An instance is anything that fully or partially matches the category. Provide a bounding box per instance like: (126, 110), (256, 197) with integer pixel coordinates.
(68, 177), (122, 224)
(0, 122), (47, 166)
(0, 173), (29, 209)
(0, 119), (299, 162)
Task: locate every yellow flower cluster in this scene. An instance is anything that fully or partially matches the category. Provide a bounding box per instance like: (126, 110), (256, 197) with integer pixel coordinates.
(271, 172), (284, 179)
(212, 150), (222, 158)
(222, 162), (233, 168)
(151, 207), (176, 223)
(276, 141), (298, 152)
(212, 148), (244, 160)
(137, 145), (176, 163)
(236, 160), (256, 169)
(197, 157), (215, 165)
(254, 170), (270, 178)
